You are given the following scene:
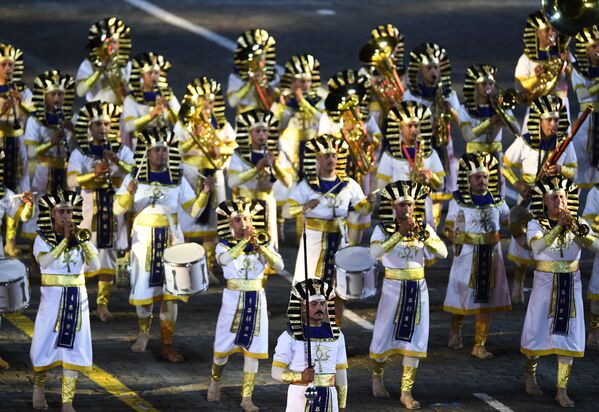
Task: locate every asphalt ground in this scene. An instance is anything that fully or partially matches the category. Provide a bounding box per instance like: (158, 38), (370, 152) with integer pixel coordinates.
(1, 1), (599, 411)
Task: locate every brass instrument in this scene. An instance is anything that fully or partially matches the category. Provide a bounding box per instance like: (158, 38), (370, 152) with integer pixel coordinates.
(359, 36), (405, 112)
(250, 229), (271, 246)
(98, 52), (127, 105)
(53, 105), (70, 158)
(560, 207), (590, 237)
(77, 227), (92, 242)
(543, 0), (599, 36)
(1, 81), (22, 130)
(184, 110), (232, 170)
(433, 82), (451, 149)
(523, 57), (565, 103)
(399, 217), (429, 242)
(487, 87), (521, 138)
(248, 58), (274, 109)
(261, 141), (277, 183)
(340, 105), (374, 175)
(408, 141), (426, 184)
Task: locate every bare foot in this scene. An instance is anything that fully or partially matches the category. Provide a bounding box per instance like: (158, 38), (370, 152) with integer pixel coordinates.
(586, 330), (599, 350)
(511, 283), (524, 304)
(556, 388), (575, 407)
(448, 330), (463, 349)
(95, 305), (113, 322)
(471, 345), (494, 360)
(240, 397), (260, 412)
(400, 391), (421, 410)
(0, 356), (9, 369)
(160, 345), (184, 363)
(61, 403), (76, 412)
(523, 374), (543, 396)
(207, 379), (221, 402)
(130, 333), (150, 352)
(32, 387), (48, 410)
(372, 375), (390, 398)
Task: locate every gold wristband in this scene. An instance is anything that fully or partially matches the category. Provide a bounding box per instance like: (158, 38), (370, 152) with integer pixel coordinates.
(238, 167), (259, 184)
(228, 238), (250, 259)
(543, 224), (563, 247)
(76, 172), (98, 185)
(281, 369), (303, 384)
(502, 166), (519, 186)
(589, 82), (599, 95)
(179, 139), (195, 153)
(80, 241), (98, 263)
(35, 141), (55, 155)
(382, 231), (403, 253)
(50, 238), (68, 259)
(118, 159), (133, 174)
(83, 70), (101, 89)
(260, 245), (283, 269)
(428, 172), (443, 190)
(133, 114), (153, 131)
(472, 118), (492, 137)
(560, 165), (575, 180)
(116, 192), (134, 210)
(337, 385), (348, 409)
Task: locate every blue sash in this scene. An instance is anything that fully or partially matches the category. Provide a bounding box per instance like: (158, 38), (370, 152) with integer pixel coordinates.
(234, 291), (259, 349)
(473, 244), (493, 303)
(49, 167), (67, 194)
(589, 112), (599, 167)
(95, 188), (115, 248)
(196, 168), (215, 224)
(149, 227), (168, 287)
(395, 280), (420, 342)
(2, 136), (19, 190)
(56, 287), (80, 349)
(322, 232), (341, 284)
(307, 386), (331, 412)
(552, 272), (573, 335)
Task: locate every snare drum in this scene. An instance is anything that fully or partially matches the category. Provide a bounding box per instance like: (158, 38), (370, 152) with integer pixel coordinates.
(334, 246), (376, 301)
(163, 243), (209, 296)
(0, 259), (30, 313)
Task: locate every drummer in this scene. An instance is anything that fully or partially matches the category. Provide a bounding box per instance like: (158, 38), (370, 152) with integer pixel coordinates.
(0, 148), (34, 369)
(206, 197), (283, 411)
(369, 180), (447, 409)
(113, 126), (209, 362)
(282, 134), (374, 325)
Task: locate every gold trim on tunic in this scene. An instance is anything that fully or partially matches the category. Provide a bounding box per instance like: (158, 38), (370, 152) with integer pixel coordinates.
(306, 218), (339, 233)
(466, 141), (502, 154)
(41, 273), (85, 287)
(455, 231), (500, 245)
(134, 213), (178, 227)
(38, 155), (67, 169)
(226, 278), (264, 291)
(384, 267), (425, 281)
(535, 260), (579, 273)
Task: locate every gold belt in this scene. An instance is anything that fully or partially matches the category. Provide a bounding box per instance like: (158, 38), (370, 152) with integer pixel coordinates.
(535, 260), (579, 273)
(466, 141), (502, 154)
(384, 267), (425, 281)
(305, 218), (339, 233)
(226, 278), (264, 291)
(38, 156), (67, 169)
(134, 213), (178, 228)
(455, 231), (500, 245)
(41, 273), (85, 287)
(296, 373), (336, 387)
(234, 187), (272, 201)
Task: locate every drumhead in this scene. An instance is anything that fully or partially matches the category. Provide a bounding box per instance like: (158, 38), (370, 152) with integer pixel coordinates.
(0, 259), (27, 282)
(164, 243), (205, 264)
(335, 246), (373, 271)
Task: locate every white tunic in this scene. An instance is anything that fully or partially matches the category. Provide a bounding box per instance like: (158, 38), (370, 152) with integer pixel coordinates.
(0, 188), (27, 258)
(273, 329), (347, 412)
(75, 59), (132, 103)
(122, 94), (180, 135)
(582, 185), (599, 300)
(442, 198), (512, 315)
(30, 236), (99, 372)
(521, 219), (585, 358)
(226, 72), (280, 111)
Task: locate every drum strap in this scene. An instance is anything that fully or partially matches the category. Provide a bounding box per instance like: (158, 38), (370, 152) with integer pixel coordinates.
(233, 291), (260, 349)
(49, 167), (67, 194)
(551, 272), (575, 335)
(148, 227), (168, 287)
(470, 244), (495, 303)
(394, 280), (420, 342)
(307, 386), (331, 412)
(55, 286), (80, 350)
(94, 188), (115, 249)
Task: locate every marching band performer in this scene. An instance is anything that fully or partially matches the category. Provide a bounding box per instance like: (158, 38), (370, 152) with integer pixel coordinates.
(521, 176), (599, 407)
(282, 135), (373, 323)
(206, 198), (284, 411)
(227, 29), (279, 113)
(176, 76), (237, 284)
(113, 126), (208, 362)
(123, 52), (180, 147)
(369, 181), (447, 409)
(272, 279), (348, 412)
(0, 43), (32, 257)
(67, 101), (134, 321)
(228, 108), (292, 266)
(502, 95), (576, 304)
(376, 100), (445, 228)
(76, 17), (132, 105)
(271, 54), (323, 241)
(443, 152), (511, 359)
(320, 69), (382, 244)
(458, 64), (520, 195)
(30, 190), (99, 412)
(572, 26), (599, 189)
(22, 70), (75, 239)
(582, 184), (599, 349)
(403, 43), (460, 225)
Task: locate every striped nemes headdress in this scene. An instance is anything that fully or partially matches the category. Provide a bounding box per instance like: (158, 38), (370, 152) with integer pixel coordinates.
(530, 175), (579, 231)
(324, 69), (371, 122)
(456, 152), (501, 207)
(74, 101), (122, 156)
(134, 126), (181, 184)
(130, 52), (173, 105)
(525, 94), (569, 149)
(216, 197), (266, 244)
(378, 180), (430, 236)
(407, 43), (452, 95)
(234, 108), (279, 164)
(384, 100), (433, 159)
(0, 43), (24, 83)
(234, 29), (277, 81)
(287, 279), (339, 341)
(575, 25), (599, 79)
(179, 76), (227, 130)
(463, 64), (497, 118)
(32, 70), (75, 126)
(523, 10), (553, 61)
(86, 17), (131, 67)
(302, 135), (349, 188)
(279, 54), (321, 101)
(38, 190), (84, 247)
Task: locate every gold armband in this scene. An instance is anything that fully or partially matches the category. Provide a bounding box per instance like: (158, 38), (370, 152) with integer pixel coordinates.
(235, 82), (253, 99)
(428, 172), (443, 190)
(133, 114), (153, 131)
(298, 98), (319, 117)
(76, 172), (98, 186)
(117, 159), (133, 174)
(502, 166), (519, 186)
(273, 163), (292, 187)
(259, 245), (283, 269)
(193, 191), (210, 210)
(80, 241), (98, 263)
(83, 70), (101, 89)
(580, 233), (595, 248)
(471, 118), (492, 137)
(50, 238), (68, 259)
(382, 231), (403, 253)
(238, 167), (259, 184)
(543, 224), (563, 247)
(519, 75), (539, 91)
(228, 238), (250, 259)
(116, 192), (134, 210)
(35, 141), (55, 155)
(21, 202), (34, 221)
(287, 203), (304, 218)
(589, 82), (599, 96)
(281, 369), (303, 384)
(272, 102), (286, 120)
(337, 385), (348, 409)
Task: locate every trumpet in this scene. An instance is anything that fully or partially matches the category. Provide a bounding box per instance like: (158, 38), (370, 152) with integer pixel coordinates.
(398, 217), (430, 242)
(559, 208), (590, 237)
(97, 51), (127, 105)
(77, 228), (92, 242)
(249, 228), (271, 246)
(487, 87), (521, 138)
(1, 81), (22, 130)
(248, 58), (274, 109)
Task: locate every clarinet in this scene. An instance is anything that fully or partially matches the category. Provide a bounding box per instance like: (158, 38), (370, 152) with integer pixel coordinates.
(7, 81), (21, 130)
(262, 141), (277, 183)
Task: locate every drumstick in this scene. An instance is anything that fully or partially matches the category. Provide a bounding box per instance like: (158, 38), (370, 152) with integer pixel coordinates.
(187, 167), (208, 180)
(316, 180), (344, 201)
(11, 191), (38, 200)
(134, 151), (148, 180)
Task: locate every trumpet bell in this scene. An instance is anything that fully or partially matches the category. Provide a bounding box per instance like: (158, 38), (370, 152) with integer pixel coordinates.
(543, 0), (599, 36)
(77, 228), (92, 243)
(359, 36), (399, 65)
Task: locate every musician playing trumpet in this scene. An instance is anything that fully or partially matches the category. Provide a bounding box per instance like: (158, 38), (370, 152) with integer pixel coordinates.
(369, 181), (447, 409)
(207, 198), (283, 411)
(520, 176), (599, 407)
(502, 95), (577, 304)
(75, 17), (132, 105)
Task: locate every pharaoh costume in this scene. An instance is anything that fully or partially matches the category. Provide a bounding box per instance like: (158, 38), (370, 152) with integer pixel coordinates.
(376, 100), (445, 227)
(30, 191), (100, 408)
(227, 29), (279, 114)
(369, 181), (447, 405)
(582, 185), (599, 348)
(272, 279), (348, 412)
(284, 135), (371, 285)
